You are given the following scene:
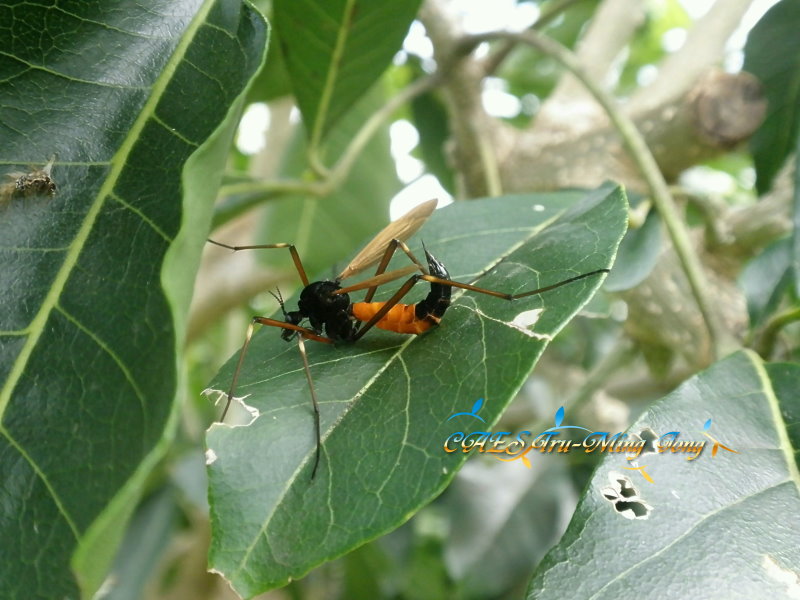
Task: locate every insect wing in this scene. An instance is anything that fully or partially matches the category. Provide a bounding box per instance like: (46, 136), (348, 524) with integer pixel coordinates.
(337, 198), (438, 280)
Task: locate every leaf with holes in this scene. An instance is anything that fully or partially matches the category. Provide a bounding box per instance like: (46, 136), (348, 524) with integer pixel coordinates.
(274, 0), (423, 146)
(0, 2), (266, 597)
(526, 351), (800, 599)
(206, 183), (628, 596)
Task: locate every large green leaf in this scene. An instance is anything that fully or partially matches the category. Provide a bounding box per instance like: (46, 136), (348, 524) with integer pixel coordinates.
(0, 2), (266, 598)
(744, 0), (800, 195)
(526, 351), (800, 598)
(274, 0), (423, 146)
(206, 183), (628, 596)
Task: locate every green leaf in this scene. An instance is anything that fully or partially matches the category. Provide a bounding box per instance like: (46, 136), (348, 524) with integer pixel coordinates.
(766, 362), (800, 458)
(206, 183), (628, 596)
(245, 3), (293, 104)
(274, 0), (423, 147)
(0, 2), (266, 597)
(743, 0), (800, 194)
(603, 204), (662, 292)
(738, 237), (792, 328)
(526, 350), (800, 598)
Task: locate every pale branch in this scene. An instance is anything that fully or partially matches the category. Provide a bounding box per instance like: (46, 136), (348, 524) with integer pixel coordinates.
(646, 70), (766, 178)
(419, 0), (508, 197)
(618, 239), (748, 366)
(498, 70), (765, 193)
(628, 0), (755, 114)
(483, 0), (590, 76)
(536, 0), (645, 130)
(724, 161), (795, 257)
(465, 29), (731, 361)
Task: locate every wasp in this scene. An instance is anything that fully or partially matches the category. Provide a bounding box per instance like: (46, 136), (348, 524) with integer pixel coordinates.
(210, 199), (608, 478)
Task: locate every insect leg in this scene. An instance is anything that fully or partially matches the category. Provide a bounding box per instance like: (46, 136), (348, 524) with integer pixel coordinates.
(295, 336), (322, 479)
(417, 268), (610, 300)
(220, 317), (333, 421)
(362, 238), (429, 302)
(207, 239), (310, 286)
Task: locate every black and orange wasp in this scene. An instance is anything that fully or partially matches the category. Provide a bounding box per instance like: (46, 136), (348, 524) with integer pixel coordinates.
(210, 199), (607, 478)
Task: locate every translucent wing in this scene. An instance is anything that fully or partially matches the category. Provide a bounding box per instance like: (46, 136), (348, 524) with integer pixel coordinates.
(337, 198), (438, 280)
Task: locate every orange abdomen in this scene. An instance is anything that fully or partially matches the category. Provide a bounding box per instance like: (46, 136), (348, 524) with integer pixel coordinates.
(351, 302), (436, 334)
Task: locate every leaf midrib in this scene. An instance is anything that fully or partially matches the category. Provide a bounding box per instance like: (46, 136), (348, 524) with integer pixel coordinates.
(0, 0), (215, 530)
(308, 0), (357, 149)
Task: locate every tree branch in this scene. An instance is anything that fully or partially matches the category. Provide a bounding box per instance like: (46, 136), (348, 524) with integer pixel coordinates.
(628, 0), (754, 114)
(419, 0), (512, 197)
(536, 0), (645, 131)
(483, 0), (590, 76)
(465, 29), (735, 361)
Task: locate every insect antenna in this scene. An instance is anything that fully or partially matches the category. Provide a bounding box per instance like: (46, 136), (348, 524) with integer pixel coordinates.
(269, 288), (287, 317)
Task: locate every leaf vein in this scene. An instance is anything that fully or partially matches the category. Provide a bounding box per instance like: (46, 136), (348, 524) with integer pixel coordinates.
(55, 304), (148, 412)
(0, 426), (80, 539)
(110, 192), (173, 243)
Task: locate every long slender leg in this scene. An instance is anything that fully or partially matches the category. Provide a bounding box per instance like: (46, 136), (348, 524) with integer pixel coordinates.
(296, 336), (322, 479)
(417, 269), (609, 300)
(363, 238), (428, 302)
(220, 316), (333, 421)
(207, 239), (310, 286)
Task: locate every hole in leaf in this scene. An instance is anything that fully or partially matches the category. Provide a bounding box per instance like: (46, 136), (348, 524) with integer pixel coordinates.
(636, 427), (658, 455)
(509, 308), (545, 338)
(600, 471), (653, 519)
(202, 388), (259, 424)
(613, 499), (652, 520)
(616, 476), (637, 499)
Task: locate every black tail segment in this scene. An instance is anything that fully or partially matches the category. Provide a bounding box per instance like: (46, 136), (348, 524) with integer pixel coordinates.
(414, 249), (452, 323)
